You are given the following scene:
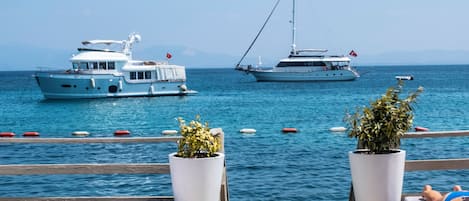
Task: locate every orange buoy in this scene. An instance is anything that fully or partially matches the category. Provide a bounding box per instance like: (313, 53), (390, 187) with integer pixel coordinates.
(114, 130), (131, 136)
(23, 131), (40, 137)
(415, 126), (429, 132)
(0, 132), (15, 137)
(282, 128), (298, 133)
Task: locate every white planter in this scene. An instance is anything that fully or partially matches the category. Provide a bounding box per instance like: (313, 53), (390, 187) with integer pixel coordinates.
(349, 150), (406, 201)
(169, 152), (225, 201)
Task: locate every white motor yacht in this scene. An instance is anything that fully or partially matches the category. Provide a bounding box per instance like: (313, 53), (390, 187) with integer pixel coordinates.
(236, 0), (359, 82)
(35, 33), (196, 99)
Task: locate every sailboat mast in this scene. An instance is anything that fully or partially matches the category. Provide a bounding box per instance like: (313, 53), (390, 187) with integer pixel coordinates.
(291, 0), (297, 55)
(291, 0), (296, 55)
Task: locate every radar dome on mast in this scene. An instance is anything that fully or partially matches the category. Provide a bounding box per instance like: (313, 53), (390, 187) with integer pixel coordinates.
(130, 33), (141, 43)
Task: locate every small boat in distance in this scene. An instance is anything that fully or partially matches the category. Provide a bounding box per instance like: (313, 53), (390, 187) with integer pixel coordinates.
(35, 33), (196, 99)
(395, 75), (414, 80)
(235, 0), (359, 82)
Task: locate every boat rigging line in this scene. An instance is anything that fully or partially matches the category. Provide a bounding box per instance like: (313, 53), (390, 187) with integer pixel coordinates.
(235, 0), (281, 70)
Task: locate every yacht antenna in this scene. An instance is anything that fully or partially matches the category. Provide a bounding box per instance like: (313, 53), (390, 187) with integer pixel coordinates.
(235, 0), (281, 69)
(123, 33), (141, 59)
(291, 0), (296, 55)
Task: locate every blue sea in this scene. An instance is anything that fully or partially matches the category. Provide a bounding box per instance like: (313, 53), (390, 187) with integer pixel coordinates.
(0, 65), (468, 200)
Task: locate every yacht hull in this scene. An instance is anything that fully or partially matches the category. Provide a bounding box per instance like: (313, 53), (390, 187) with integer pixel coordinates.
(35, 72), (195, 99)
(250, 70), (357, 82)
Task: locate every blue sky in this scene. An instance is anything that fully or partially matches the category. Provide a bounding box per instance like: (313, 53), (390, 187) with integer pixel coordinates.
(2, 0), (469, 70)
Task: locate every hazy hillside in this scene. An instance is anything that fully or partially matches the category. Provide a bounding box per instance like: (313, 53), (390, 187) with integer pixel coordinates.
(1, 44), (469, 71)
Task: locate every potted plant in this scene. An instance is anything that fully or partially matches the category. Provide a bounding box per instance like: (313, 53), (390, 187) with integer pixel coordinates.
(169, 115), (224, 201)
(345, 81), (423, 201)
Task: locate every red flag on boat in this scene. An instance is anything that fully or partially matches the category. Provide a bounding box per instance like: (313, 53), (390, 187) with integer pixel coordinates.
(166, 52), (172, 59)
(349, 50), (358, 57)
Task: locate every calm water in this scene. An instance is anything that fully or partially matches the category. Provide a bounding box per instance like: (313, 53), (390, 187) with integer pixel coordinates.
(0, 66), (468, 200)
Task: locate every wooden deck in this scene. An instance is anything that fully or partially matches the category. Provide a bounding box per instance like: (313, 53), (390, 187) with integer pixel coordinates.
(0, 128), (229, 201)
(348, 130), (469, 201)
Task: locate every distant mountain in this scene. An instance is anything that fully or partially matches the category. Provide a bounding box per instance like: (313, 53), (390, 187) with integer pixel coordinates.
(0, 44), (72, 71)
(0, 44), (246, 70)
(355, 50), (469, 66)
(1, 44), (469, 71)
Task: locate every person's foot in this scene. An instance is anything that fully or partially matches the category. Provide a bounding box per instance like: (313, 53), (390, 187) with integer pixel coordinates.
(453, 185), (462, 191)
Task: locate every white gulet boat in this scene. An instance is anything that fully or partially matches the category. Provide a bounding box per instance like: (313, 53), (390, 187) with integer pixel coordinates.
(35, 33), (196, 99)
(235, 0), (359, 82)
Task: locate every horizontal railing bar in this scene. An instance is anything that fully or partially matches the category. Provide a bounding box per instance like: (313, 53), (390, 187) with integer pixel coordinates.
(0, 196), (174, 201)
(0, 129), (228, 201)
(404, 130), (469, 138)
(0, 137), (180, 144)
(0, 163), (170, 175)
(405, 158), (469, 171)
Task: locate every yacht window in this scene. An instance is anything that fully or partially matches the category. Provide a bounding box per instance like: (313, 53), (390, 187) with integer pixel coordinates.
(339, 61), (349, 66)
(277, 61), (327, 67)
(79, 62), (88, 69)
(313, 61), (327, 66)
(72, 62), (79, 70)
(99, 62), (107, 70)
(92, 62), (98, 70)
(130, 72), (136, 80)
(108, 62), (115, 70)
(313, 62), (326, 66)
(276, 62), (287, 67)
(145, 71), (151, 79)
(138, 72), (144, 79)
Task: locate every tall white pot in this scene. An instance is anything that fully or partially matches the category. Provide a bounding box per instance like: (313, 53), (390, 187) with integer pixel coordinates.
(169, 152), (225, 201)
(349, 150), (406, 201)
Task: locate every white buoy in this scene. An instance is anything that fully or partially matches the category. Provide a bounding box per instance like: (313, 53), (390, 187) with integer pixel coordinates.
(162, 130), (178, 135)
(240, 128), (256, 134)
(72, 131), (90, 137)
(329, 127), (347, 132)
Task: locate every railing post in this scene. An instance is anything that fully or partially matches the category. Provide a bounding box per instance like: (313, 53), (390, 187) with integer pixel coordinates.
(211, 128), (229, 201)
(348, 184), (355, 201)
(211, 128), (224, 153)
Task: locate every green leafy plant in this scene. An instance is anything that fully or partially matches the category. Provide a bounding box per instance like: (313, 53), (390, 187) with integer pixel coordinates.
(176, 115), (221, 158)
(345, 81), (423, 154)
